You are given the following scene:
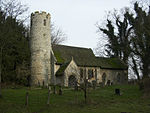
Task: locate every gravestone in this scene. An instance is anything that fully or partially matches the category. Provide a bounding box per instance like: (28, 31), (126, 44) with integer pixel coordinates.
(58, 86), (62, 95)
(115, 88), (120, 95)
(107, 80), (111, 86)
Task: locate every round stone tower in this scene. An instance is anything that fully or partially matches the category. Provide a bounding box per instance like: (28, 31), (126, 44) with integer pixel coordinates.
(30, 11), (51, 86)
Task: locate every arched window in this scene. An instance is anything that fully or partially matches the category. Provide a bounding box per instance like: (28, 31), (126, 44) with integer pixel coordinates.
(102, 73), (106, 85)
(88, 69), (93, 79)
(117, 73), (121, 83)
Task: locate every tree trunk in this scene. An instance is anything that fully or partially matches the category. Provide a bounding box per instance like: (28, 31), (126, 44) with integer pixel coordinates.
(0, 47), (2, 98)
(142, 57), (150, 79)
(84, 79), (87, 103)
(25, 92), (29, 106)
(123, 53), (129, 65)
(53, 85), (56, 94)
(84, 87), (87, 103)
(142, 66), (149, 79)
(47, 86), (51, 105)
(131, 56), (140, 80)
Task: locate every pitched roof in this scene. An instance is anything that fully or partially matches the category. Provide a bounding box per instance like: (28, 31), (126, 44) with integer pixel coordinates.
(95, 57), (128, 70)
(52, 44), (96, 67)
(56, 62), (70, 76)
(52, 44), (127, 70)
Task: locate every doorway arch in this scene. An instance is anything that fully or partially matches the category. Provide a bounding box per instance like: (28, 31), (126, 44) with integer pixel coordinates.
(68, 75), (76, 87)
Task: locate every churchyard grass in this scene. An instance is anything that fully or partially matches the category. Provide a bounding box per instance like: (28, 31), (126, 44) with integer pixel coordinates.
(0, 85), (150, 113)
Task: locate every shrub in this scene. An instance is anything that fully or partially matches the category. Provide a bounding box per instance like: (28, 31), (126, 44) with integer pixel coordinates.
(143, 78), (150, 96)
(139, 78), (150, 96)
(138, 81), (144, 91)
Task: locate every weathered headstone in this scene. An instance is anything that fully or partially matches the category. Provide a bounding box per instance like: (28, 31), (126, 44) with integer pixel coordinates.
(115, 88), (120, 95)
(58, 86), (62, 95)
(42, 81), (45, 87)
(107, 80), (111, 86)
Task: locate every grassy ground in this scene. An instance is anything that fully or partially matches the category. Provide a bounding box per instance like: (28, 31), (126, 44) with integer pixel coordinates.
(0, 85), (150, 113)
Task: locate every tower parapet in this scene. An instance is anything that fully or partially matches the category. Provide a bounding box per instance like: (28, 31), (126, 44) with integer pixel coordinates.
(30, 11), (51, 86)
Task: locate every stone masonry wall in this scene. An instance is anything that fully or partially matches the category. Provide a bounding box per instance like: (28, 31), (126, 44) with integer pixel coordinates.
(30, 11), (51, 86)
(64, 59), (80, 86)
(97, 69), (128, 85)
(78, 66), (128, 85)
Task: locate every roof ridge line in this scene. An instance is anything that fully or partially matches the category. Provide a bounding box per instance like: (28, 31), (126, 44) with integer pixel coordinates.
(52, 44), (92, 50)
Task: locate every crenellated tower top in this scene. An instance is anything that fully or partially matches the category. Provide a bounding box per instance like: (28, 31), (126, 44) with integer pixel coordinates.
(31, 11), (50, 18)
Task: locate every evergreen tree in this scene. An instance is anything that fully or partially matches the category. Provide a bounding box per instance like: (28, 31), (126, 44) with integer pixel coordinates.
(97, 2), (150, 79)
(127, 2), (150, 78)
(0, 0), (30, 85)
(98, 11), (132, 65)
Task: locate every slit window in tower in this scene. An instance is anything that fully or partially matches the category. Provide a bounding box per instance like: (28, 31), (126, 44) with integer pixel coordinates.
(44, 19), (46, 26)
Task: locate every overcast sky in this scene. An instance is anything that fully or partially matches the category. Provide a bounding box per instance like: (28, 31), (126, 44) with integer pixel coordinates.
(22, 0), (132, 49)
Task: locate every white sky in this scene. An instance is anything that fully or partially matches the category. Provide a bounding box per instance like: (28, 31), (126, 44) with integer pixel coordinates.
(22, 0), (132, 49)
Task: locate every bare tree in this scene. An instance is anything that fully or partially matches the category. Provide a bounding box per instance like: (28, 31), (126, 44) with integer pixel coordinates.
(0, 47), (2, 97)
(51, 23), (67, 44)
(1, 0), (28, 20)
(74, 68), (90, 103)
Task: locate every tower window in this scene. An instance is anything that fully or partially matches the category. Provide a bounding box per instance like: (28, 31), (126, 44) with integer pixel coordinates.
(44, 19), (46, 26)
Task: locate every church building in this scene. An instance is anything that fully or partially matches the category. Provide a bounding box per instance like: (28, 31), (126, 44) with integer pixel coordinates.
(52, 44), (128, 87)
(30, 11), (128, 87)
